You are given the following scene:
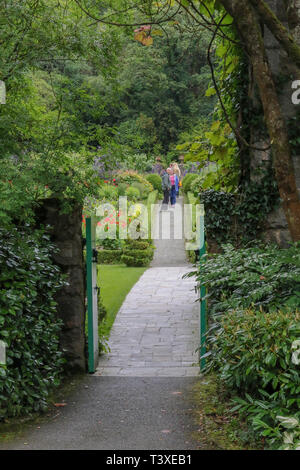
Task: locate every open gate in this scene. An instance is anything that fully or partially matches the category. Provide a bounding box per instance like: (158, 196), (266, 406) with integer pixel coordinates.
(199, 204), (207, 371)
(85, 216), (99, 373)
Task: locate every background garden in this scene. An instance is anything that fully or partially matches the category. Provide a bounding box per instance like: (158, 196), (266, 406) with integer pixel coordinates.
(0, 0), (300, 451)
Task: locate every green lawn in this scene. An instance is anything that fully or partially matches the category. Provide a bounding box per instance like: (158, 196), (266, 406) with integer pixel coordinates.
(97, 264), (146, 335)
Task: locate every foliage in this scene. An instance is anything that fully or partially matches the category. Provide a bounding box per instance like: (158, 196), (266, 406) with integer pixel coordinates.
(182, 173), (199, 193)
(97, 249), (123, 265)
(99, 184), (119, 201)
(195, 243), (300, 315)
(111, 20), (214, 153)
(0, 227), (65, 419)
(120, 153), (156, 172)
(197, 168), (280, 245)
(124, 240), (150, 250)
(121, 239), (154, 267)
(205, 308), (300, 449)
(125, 186), (140, 201)
(115, 170), (153, 193)
(98, 238), (122, 251)
(146, 173), (162, 192)
(175, 22), (244, 192)
(0, 150), (103, 227)
(191, 374), (260, 450)
(131, 181), (150, 199)
(189, 241), (300, 448)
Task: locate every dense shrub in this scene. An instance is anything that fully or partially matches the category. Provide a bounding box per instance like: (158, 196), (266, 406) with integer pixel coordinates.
(121, 255), (150, 267)
(146, 174), (162, 192)
(124, 240), (150, 250)
(195, 243), (300, 315)
(122, 247), (154, 259)
(116, 170), (153, 193)
(125, 186), (140, 201)
(206, 308), (300, 449)
(99, 184), (118, 201)
(182, 173), (199, 193)
(97, 249), (122, 264)
(132, 181), (148, 199)
(121, 239), (154, 267)
(117, 183), (127, 196)
(191, 242), (300, 449)
(0, 227), (66, 419)
(98, 238), (122, 251)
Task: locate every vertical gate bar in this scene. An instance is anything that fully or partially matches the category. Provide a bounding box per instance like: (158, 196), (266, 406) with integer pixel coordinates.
(199, 205), (206, 371)
(86, 217), (95, 373)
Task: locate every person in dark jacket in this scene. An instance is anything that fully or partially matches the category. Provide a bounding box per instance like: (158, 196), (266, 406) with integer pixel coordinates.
(161, 169), (171, 209)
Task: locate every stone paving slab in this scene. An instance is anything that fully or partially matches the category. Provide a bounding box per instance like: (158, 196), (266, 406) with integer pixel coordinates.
(96, 267), (200, 377)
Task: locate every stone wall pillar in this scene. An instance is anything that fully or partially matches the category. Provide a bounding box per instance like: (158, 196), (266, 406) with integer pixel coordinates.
(36, 198), (86, 372)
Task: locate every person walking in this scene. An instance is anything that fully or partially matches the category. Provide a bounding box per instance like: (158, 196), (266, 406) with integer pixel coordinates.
(168, 167), (179, 208)
(171, 162), (181, 196)
(161, 168), (171, 210)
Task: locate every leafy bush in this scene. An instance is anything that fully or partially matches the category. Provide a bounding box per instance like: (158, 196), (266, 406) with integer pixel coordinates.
(99, 184), (118, 201)
(122, 247), (154, 259)
(125, 186), (140, 201)
(207, 308), (299, 395)
(116, 170), (153, 193)
(196, 243), (300, 315)
(98, 238), (122, 250)
(205, 308), (300, 449)
(120, 153), (155, 172)
(182, 173), (199, 193)
(146, 174), (162, 192)
(190, 175), (202, 196)
(97, 249), (122, 264)
(124, 240), (150, 250)
(121, 239), (154, 267)
(0, 227), (66, 419)
(132, 181), (149, 199)
(191, 242), (300, 449)
(121, 255), (151, 267)
(117, 183), (127, 196)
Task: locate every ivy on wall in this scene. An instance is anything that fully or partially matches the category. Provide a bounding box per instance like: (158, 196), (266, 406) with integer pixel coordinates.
(199, 168), (280, 246)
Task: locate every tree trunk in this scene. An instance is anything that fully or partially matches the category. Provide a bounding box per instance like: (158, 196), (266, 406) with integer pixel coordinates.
(222, 0), (300, 241)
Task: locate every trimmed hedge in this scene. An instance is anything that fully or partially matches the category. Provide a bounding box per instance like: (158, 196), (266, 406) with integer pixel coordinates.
(122, 247), (154, 258)
(120, 255), (151, 267)
(121, 239), (154, 267)
(124, 240), (150, 250)
(97, 249), (122, 264)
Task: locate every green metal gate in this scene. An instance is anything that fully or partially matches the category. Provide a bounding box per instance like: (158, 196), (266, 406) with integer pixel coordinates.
(86, 216), (99, 373)
(199, 204), (207, 371)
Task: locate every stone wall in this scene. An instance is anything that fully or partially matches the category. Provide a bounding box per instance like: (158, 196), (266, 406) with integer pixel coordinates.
(36, 199), (86, 372)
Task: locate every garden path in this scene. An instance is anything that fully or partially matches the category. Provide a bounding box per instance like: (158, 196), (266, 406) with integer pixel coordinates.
(0, 196), (201, 450)
(96, 196), (200, 377)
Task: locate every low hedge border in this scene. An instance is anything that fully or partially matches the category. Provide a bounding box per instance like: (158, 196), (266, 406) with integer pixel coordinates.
(97, 249), (122, 264)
